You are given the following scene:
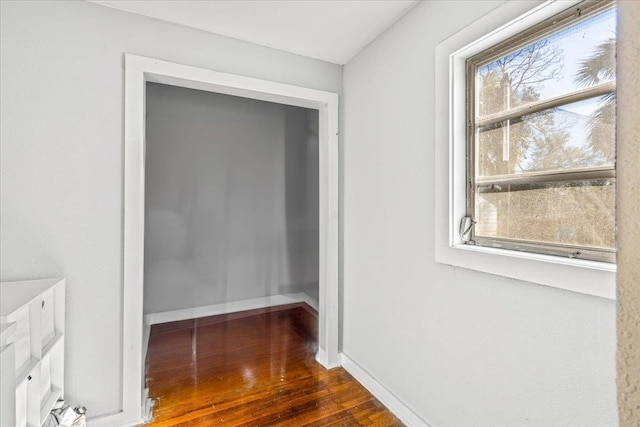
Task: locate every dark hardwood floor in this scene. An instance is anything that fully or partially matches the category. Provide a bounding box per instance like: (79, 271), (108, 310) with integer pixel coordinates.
(144, 303), (403, 426)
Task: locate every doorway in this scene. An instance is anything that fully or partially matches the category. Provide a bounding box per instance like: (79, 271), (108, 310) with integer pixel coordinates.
(143, 83), (320, 320)
(121, 55), (339, 425)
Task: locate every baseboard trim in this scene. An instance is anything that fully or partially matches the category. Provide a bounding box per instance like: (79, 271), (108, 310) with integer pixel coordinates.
(144, 293), (319, 326)
(340, 353), (431, 427)
(86, 410), (144, 427)
(86, 392), (152, 427)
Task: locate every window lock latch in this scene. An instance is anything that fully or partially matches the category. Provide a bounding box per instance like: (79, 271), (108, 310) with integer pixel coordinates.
(459, 216), (476, 242)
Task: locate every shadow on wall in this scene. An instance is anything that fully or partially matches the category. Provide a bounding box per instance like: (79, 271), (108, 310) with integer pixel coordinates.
(281, 107), (320, 301)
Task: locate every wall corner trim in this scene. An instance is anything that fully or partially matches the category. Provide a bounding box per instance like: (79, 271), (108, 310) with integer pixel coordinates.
(340, 353), (432, 427)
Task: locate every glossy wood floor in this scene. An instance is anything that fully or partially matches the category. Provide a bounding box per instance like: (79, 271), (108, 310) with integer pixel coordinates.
(144, 304), (403, 426)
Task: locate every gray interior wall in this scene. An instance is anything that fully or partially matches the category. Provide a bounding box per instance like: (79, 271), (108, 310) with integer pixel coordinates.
(0, 0), (340, 418)
(144, 83), (319, 314)
(283, 105), (321, 301)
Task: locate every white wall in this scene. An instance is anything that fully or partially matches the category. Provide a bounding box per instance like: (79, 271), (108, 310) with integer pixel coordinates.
(342, 1), (617, 426)
(0, 0), (340, 418)
(144, 83), (318, 314)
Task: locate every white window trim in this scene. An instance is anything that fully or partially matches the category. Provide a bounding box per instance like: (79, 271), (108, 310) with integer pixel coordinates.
(435, 0), (616, 300)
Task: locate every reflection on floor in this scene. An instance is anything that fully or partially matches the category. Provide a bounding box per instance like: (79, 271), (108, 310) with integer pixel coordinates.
(144, 303), (403, 426)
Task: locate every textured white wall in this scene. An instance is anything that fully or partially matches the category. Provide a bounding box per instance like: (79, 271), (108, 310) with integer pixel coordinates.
(342, 1), (617, 426)
(0, 0), (340, 418)
(616, 1), (640, 425)
(144, 83), (319, 314)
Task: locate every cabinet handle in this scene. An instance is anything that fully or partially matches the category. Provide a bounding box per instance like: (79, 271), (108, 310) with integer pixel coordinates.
(42, 300), (45, 309)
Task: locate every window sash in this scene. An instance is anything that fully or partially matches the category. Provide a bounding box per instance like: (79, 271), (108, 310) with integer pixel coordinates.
(465, 0), (617, 263)
(475, 165), (615, 186)
(472, 175), (615, 259)
(468, 0), (615, 73)
(470, 236), (616, 263)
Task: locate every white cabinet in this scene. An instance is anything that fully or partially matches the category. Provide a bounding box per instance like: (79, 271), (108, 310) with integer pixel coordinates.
(0, 279), (65, 427)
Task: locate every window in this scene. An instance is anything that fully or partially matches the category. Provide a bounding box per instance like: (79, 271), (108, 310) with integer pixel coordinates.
(434, 0), (616, 299)
(464, 0), (616, 263)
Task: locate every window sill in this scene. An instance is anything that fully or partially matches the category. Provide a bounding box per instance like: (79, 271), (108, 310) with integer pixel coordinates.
(436, 242), (615, 300)
(454, 243), (615, 273)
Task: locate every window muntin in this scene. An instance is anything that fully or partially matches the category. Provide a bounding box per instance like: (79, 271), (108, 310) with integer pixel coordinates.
(477, 96), (616, 176)
(466, 0), (616, 263)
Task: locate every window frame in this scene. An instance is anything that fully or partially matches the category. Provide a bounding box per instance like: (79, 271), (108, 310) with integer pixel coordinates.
(465, 0), (616, 264)
(434, 0), (616, 300)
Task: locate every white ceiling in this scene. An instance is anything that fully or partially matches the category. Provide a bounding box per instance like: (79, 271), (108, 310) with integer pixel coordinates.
(88, 0), (419, 64)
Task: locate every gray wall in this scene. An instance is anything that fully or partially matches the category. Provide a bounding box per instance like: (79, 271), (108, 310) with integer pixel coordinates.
(0, 0), (341, 418)
(342, 1), (617, 426)
(144, 83), (318, 314)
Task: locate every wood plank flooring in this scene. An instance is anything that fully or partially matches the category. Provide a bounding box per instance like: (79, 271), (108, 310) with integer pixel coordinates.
(144, 304), (403, 426)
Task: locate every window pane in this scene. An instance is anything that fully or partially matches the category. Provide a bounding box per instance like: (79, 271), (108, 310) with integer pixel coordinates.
(477, 7), (616, 117)
(475, 179), (615, 249)
(477, 96), (615, 176)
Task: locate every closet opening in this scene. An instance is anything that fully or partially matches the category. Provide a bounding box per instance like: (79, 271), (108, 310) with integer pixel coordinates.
(122, 55), (339, 425)
(143, 83), (320, 320)
(142, 83), (321, 412)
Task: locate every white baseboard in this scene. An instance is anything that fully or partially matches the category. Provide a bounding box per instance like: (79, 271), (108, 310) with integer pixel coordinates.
(86, 410), (144, 427)
(86, 392), (151, 427)
(316, 347), (341, 369)
(144, 293), (319, 326)
(292, 292), (319, 312)
(340, 353), (431, 427)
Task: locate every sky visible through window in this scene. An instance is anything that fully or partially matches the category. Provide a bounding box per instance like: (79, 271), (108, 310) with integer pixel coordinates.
(528, 8), (615, 99)
(477, 7), (616, 175)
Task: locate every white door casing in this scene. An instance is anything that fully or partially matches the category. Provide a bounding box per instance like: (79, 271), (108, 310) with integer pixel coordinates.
(106, 54), (340, 427)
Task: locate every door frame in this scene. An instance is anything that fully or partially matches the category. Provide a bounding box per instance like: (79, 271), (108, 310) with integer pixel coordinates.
(119, 54), (340, 425)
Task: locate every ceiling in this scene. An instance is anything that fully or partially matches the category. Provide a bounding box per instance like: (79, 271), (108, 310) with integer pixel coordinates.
(88, 0), (419, 65)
